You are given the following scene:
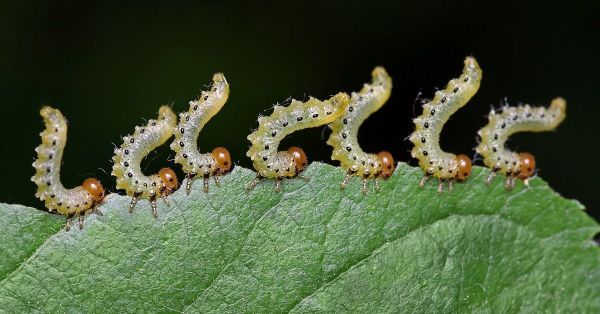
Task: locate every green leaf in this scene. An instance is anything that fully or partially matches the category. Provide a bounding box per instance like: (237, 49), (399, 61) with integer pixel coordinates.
(0, 163), (598, 312)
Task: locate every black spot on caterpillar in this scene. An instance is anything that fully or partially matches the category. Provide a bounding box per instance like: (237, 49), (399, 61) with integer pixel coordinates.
(170, 73), (232, 194)
(246, 93), (350, 191)
(31, 107), (105, 231)
(112, 106), (179, 217)
(476, 97), (566, 189)
(408, 56), (482, 192)
(327, 67), (396, 194)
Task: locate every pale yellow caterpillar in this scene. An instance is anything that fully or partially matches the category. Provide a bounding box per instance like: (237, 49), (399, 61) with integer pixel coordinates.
(246, 93), (350, 191)
(31, 106), (105, 231)
(111, 106), (179, 217)
(476, 97), (566, 189)
(327, 67), (395, 194)
(170, 73), (232, 194)
(408, 56), (482, 192)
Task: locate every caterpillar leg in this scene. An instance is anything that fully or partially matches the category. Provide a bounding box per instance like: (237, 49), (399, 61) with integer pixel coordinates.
(361, 178), (369, 195)
(185, 173), (197, 194)
(448, 180), (454, 192)
(129, 192), (141, 213)
(92, 206), (103, 216)
(213, 175), (221, 187)
(374, 179), (381, 192)
(437, 178), (444, 194)
(77, 213), (85, 230)
(509, 176), (517, 190)
(504, 176), (516, 190)
(65, 216), (73, 232)
(150, 196), (158, 218)
(246, 174), (263, 191)
(485, 171), (497, 186)
(203, 174), (210, 193)
(161, 193), (171, 207)
(274, 178), (282, 192)
(298, 175), (310, 182)
(340, 172), (353, 189)
(419, 174), (431, 188)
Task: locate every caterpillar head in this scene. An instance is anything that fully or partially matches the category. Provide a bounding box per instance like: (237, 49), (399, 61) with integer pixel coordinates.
(211, 147), (232, 173)
(377, 151), (395, 178)
(455, 154), (472, 181)
(82, 178), (105, 203)
(287, 146), (308, 174)
(158, 168), (179, 191)
(517, 152), (536, 180)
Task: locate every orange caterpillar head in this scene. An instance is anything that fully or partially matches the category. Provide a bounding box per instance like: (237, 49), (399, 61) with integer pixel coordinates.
(455, 154), (472, 181)
(377, 151), (395, 179)
(517, 152), (536, 180)
(287, 146), (308, 174)
(82, 178), (105, 204)
(158, 168), (179, 192)
(211, 147), (232, 174)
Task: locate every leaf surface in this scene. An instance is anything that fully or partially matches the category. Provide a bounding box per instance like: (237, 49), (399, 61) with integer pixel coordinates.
(0, 163), (598, 313)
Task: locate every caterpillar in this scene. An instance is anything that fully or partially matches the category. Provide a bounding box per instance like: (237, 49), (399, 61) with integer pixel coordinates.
(31, 106), (106, 231)
(476, 97), (566, 189)
(408, 56), (482, 193)
(246, 92), (350, 191)
(327, 67), (395, 194)
(112, 105), (179, 217)
(170, 73), (232, 194)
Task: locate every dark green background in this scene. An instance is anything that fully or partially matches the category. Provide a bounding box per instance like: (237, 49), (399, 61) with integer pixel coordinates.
(0, 1), (598, 223)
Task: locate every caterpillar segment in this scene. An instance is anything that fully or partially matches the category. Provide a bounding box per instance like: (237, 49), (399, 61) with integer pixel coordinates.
(111, 106), (179, 217)
(170, 73), (232, 194)
(408, 56), (482, 193)
(476, 97), (566, 189)
(327, 67), (395, 194)
(246, 93), (350, 191)
(31, 106), (106, 230)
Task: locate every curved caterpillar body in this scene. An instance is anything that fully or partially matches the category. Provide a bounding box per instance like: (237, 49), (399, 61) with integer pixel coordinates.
(476, 97), (566, 189)
(408, 56), (482, 192)
(32, 107), (105, 230)
(170, 73), (232, 194)
(246, 93), (350, 191)
(327, 67), (395, 194)
(112, 106), (179, 217)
